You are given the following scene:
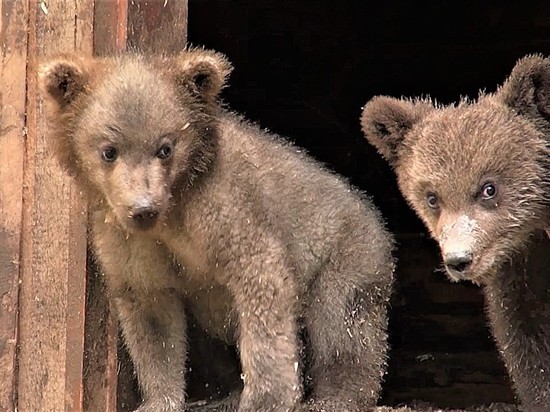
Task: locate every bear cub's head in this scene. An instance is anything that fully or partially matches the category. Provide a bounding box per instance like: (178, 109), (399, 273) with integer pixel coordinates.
(39, 49), (232, 232)
(362, 55), (550, 284)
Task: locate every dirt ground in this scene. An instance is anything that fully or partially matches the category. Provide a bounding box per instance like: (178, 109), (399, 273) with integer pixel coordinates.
(185, 399), (519, 412)
(372, 401), (519, 412)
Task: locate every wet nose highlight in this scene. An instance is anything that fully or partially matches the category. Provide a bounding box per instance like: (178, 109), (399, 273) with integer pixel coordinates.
(444, 252), (473, 274)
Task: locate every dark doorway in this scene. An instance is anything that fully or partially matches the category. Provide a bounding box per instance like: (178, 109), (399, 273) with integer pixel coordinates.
(188, 1), (550, 407)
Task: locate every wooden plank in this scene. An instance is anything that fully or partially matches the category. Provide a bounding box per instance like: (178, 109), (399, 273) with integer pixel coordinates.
(65, 4), (96, 410)
(127, 0), (188, 53)
(82, 2), (129, 410)
(17, 0), (93, 410)
(93, 0), (128, 54)
(0, 1), (28, 410)
(83, 257), (119, 412)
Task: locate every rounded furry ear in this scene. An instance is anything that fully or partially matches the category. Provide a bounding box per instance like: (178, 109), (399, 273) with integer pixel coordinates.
(361, 96), (431, 167)
(176, 49), (233, 101)
(39, 56), (89, 109)
(497, 54), (550, 121)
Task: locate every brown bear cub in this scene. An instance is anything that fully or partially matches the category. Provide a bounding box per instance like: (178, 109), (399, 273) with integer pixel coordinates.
(39, 49), (395, 412)
(361, 55), (550, 411)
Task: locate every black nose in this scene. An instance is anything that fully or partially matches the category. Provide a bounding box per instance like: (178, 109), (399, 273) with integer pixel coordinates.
(131, 206), (159, 229)
(444, 252), (473, 274)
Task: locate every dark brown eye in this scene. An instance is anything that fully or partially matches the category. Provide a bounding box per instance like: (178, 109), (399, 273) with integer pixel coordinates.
(101, 146), (118, 163)
(156, 143), (173, 160)
(426, 192), (439, 209)
(481, 182), (497, 200)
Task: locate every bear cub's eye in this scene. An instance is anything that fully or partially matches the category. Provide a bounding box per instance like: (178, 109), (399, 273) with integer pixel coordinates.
(480, 182), (497, 200)
(156, 143), (173, 160)
(426, 192), (439, 209)
(101, 146), (118, 163)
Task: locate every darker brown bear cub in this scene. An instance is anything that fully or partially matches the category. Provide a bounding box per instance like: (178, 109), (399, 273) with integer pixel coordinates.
(39, 49), (395, 412)
(362, 55), (550, 411)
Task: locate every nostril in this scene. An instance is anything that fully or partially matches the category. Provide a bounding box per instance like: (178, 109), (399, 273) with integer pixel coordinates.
(444, 253), (473, 273)
(131, 207), (159, 228)
(133, 210), (158, 221)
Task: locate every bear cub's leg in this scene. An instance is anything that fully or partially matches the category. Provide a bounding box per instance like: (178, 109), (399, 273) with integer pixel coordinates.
(116, 288), (187, 412)
(304, 221), (393, 411)
(224, 244), (303, 411)
(188, 218), (394, 412)
(92, 217), (187, 412)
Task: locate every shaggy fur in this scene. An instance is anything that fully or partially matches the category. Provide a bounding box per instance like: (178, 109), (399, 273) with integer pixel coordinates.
(39, 49), (395, 412)
(361, 55), (550, 410)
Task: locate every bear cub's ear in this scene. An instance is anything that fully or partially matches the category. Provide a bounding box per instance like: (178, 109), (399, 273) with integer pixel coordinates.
(497, 54), (550, 121)
(39, 56), (89, 109)
(174, 49), (233, 101)
(361, 96), (431, 167)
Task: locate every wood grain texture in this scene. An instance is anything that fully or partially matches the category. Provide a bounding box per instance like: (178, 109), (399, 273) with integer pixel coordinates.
(93, 0), (128, 54)
(16, 0), (92, 410)
(0, 1), (28, 410)
(82, 2), (129, 410)
(83, 257), (119, 412)
(127, 0), (188, 53)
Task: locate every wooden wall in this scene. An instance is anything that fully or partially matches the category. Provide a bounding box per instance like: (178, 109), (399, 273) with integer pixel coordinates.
(0, 1), (187, 411)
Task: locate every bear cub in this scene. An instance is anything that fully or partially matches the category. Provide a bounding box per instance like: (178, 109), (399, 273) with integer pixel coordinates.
(361, 55), (550, 410)
(39, 49), (395, 412)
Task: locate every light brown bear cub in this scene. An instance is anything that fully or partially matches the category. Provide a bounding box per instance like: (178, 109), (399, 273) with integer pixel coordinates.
(362, 55), (550, 411)
(39, 49), (395, 412)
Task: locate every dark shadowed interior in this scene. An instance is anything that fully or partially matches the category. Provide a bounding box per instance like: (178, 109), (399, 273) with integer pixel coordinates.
(123, 1), (550, 409)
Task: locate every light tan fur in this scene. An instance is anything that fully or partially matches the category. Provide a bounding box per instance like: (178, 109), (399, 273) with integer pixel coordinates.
(39, 49), (395, 412)
(361, 55), (550, 411)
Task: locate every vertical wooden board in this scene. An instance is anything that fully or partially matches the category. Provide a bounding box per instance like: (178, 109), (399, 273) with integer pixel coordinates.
(93, 0), (128, 54)
(65, 4), (95, 411)
(127, 0), (188, 53)
(0, 1), (28, 410)
(83, 255), (119, 412)
(17, 0), (92, 410)
(65, 3), (95, 409)
(82, 2), (129, 410)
